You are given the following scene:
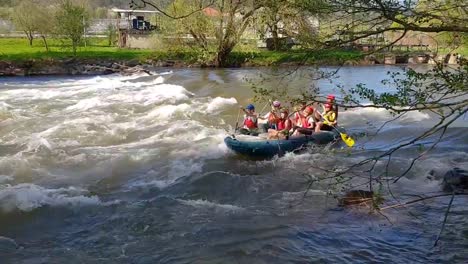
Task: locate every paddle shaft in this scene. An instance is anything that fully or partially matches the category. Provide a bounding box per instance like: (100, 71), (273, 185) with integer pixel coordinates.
(234, 108), (241, 133)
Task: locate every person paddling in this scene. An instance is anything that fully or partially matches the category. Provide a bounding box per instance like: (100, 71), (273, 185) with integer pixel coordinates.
(295, 106), (316, 135)
(315, 103), (337, 132)
(261, 100), (281, 132)
(268, 108), (293, 140)
(293, 101), (307, 125)
(239, 104), (259, 136)
(326, 94), (338, 123)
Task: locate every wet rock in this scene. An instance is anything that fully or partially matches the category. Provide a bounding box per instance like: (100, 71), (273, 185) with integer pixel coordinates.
(443, 168), (468, 192)
(125, 59), (140, 67)
(0, 236), (18, 253)
(0, 61), (24, 76)
(339, 190), (374, 206)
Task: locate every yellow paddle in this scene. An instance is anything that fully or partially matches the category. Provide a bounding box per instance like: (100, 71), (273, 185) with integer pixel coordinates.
(318, 111), (355, 147)
(336, 128), (355, 147)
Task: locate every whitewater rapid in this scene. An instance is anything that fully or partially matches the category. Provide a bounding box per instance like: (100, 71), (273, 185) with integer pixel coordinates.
(0, 67), (466, 263)
(0, 72), (239, 212)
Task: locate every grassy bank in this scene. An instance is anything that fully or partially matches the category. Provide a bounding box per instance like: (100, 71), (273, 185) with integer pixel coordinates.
(0, 38), (151, 60)
(0, 37), (362, 66)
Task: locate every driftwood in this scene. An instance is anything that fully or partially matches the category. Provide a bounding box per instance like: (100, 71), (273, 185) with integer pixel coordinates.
(339, 190), (374, 206)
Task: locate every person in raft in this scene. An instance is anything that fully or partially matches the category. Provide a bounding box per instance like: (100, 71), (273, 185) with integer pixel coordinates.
(268, 108), (293, 140)
(293, 101), (307, 123)
(261, 100), (281, 132)
(315, 103), (337, 132)
(294, 106), (316, 135)
(325, 94), (338, 123)
(239, 104), (260, 136)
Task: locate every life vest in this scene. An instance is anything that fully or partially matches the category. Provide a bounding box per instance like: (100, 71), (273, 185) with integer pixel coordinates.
(297, 114), (313, 128)
(243, 116), (258, 129)
(277, 119), (291, 130)
(267, 111), (279, 124)
(323, 111), (336, 125)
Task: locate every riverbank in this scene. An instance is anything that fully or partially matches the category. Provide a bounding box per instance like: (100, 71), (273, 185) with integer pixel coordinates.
(0, 50), (365, 76)
(0, 37), (463, 76)
(0, 38), (366, 76)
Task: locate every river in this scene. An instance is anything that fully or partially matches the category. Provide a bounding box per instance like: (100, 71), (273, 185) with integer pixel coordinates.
(0, 66), (467, 263)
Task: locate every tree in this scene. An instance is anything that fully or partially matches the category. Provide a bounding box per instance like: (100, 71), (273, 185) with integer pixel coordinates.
(303, 0), (468, 49)
(35, 4), (56, 52)
(160, 0), (216, 53)
(55, 0), (90, 55)
(11, 0), (38, 46)
(255, 0), (325, 50)
(132, 0), (263, 67)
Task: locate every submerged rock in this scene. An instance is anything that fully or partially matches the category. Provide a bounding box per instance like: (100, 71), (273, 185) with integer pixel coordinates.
(339, 190), (374, 206)
(443, 168), (468, 192)
(0, 236), (18, 253)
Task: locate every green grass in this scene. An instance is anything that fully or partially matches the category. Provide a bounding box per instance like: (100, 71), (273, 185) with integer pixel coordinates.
(226, 50), (364, 66)
(0, 37), (152, 61)
(0, 37), (363, 66)
(437, 46), (468, 56)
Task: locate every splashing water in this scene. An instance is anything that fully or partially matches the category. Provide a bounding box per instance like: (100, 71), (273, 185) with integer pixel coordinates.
(0, 67), (466, 263)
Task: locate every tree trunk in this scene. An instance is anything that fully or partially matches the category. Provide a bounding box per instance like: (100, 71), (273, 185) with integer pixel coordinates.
(25, 31), (34, 46)
(72, 40), (77, 56)
(271, 24), (280, 50)
(215, 43), (235, 67)
(41, 36), (49, 52)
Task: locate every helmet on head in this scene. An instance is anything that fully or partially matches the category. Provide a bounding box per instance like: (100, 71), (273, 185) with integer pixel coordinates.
(327, 94), (336, 100)
(246, 104), (255, 110)
(304, 106), (314, 114)
(272, 101), (281, 107)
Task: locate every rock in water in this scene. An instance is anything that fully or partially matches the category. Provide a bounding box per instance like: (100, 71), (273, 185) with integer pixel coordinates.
(443, 168), (468, 192)
(0, 236), (18, 253)
(339, 190), (374, 206)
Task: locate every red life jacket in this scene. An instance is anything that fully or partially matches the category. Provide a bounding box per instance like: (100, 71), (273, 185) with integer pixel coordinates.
(277, 119), (291, 131)
(243, 117), (257, 129)
(295, 109), (314, 128)
(277, 119), (286, 130)
(299, 115), (312, 128)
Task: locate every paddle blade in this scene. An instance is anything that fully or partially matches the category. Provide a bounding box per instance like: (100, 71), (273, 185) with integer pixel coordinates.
(340, 133), (355, 147)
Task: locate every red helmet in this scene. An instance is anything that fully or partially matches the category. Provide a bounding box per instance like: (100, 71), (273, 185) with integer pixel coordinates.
(304, 106), (314, 114)
(327, 94), (336, 100)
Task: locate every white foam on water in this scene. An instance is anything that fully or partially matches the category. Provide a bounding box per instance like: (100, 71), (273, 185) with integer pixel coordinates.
(177, 199), (245, 212)
(0, 74), (257, 199)
(168, 159), (204, 179)
(0, 101), (12, 110)
(0, 184), (100, 212)
(205, 97), (238, 113)
(0, 175), (13, 184)
(127, 178), (176, 190)
(65, 97), (108, 112)
(145, 104), (191, 119)
(339, 106), (431, 127)
(106, 83), (192, 106)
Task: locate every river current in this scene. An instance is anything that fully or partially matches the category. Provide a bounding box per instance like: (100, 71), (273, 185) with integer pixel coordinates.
(0, 66), (467, 263)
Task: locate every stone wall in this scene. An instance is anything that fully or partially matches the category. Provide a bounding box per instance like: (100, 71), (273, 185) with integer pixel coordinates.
(127, 34), (157, 49)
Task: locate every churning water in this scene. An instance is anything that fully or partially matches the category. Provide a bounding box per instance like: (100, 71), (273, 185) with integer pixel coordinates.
(0, 66), (467, 263)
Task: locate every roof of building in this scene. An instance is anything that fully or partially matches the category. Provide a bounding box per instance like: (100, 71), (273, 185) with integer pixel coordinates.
(202, 7), (221, 17)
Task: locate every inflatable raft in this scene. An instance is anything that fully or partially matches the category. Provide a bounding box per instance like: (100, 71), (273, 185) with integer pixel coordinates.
(224, 130), (341, 158)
